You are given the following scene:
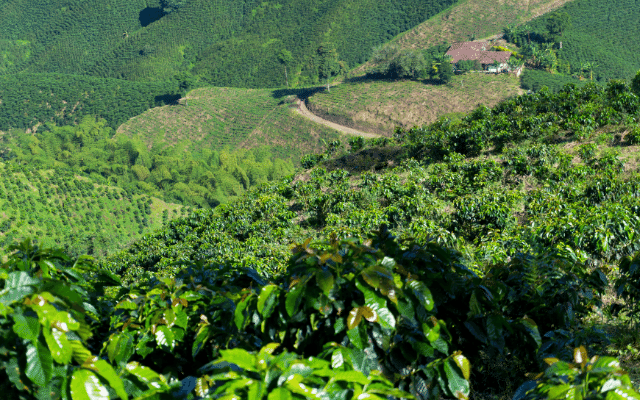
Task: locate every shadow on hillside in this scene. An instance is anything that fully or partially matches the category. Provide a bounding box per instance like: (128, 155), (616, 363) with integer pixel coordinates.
(139, 7), (164, 27)
(322, 146), (409, 174)
(271, 86), (326, 101)
(155, 94), (181, 106)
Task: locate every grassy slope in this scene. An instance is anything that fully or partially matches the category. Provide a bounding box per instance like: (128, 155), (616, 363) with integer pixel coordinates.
(305, 0), (572, 134)
(116, 87), (344, 162)
(0, 163), (186, 258)
(379, 0), (572, 56)
(307, 73), (524, 135)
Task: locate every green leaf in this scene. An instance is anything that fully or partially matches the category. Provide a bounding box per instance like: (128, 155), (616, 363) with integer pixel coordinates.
(355, 279), (386, 310)
(285, 285), (304, 317)
(192, 327), (210, 358)
(234, 294), (253, 330)
(25, 341), (53, 387)
(155, 326), (175, 350)
(268, 388), (292, 400)
(1, 286), (35, 306)
(106, 332), (135, 365)
(606, 388), (640, 400)
(444, 358), (470, 399)
(6, 271), (40, 289)
(331, 370), (369, 385)
(220, 348), (257, 372)
(257, 285), (279, 319)
(125, 361), (168, 391)
(12, 313), (40, 341)
(174, 310), (188, 329)
(43, 326), (72, 364)
(316, 269), (334, 295)
(70, 369), (110, 400)
(408, 280), (434, 311)
(520, 317), (542, 348)
(85, 359), (128, 400)
(347, 325), (366, 350)
(115, 300), (137, 310)
(164, 309), (176, 327)
(375, 307), (396, 329)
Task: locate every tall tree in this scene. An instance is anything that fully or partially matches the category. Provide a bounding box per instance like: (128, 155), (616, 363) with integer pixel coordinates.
(546, 11), (572, 41)
(317, 43), (341, 92)
(277, 49), (293, 88)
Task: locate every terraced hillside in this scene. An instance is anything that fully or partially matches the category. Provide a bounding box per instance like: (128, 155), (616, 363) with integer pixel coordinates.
(116, 87), (343, 161)
(307, 73), (524, 134)
(355, 0), (572, 75)
(0, 163), (187, 258)
(0, 0), (457, 87)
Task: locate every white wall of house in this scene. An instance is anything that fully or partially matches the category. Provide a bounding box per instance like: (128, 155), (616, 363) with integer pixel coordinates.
(485, 63), (509, 73)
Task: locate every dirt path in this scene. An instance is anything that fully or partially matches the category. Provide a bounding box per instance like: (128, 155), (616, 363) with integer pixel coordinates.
(294, 99), (382, 139)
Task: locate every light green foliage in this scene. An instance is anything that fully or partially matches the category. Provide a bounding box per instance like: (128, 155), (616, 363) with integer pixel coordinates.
(1, 116), (296, 208)
(0, 161), (182, 257)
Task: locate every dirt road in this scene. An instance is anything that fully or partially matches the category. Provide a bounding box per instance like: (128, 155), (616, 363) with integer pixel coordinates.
(294, 99), (382, 139)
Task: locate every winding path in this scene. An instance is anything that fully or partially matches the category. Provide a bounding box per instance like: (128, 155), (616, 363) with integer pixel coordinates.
(294, 98), (382, 139)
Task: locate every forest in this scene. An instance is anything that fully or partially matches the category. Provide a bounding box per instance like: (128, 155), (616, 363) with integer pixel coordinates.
(3, 74), (640, 399)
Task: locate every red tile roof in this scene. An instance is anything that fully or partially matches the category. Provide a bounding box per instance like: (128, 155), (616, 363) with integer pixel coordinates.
(446, 41), (511, 64)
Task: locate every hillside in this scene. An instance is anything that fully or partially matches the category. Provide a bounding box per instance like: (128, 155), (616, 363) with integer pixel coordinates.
(0, 73), (178, 131)
(116, 86), (344, 161)
(4, 74), (640, 400)
(306, 73), (524, 134)
(354, 0), (572, 75)
(525, 0), (640, 82)
(0, 162), (186, 258)
(0, 0), (458, 87)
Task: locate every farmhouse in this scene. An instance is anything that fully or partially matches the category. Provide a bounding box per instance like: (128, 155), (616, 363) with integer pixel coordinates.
(446, 41), (521, 75)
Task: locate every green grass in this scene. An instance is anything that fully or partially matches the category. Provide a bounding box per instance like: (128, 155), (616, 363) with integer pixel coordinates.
(116, 86), (344, 162)
(307, 73), (523, 134)
(0, 163), (187, 258)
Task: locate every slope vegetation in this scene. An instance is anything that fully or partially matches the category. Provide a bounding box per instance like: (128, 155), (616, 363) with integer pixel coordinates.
(116, 86), (343, 161)
(0, 162), (186, 258)
(306, 73), (524, 134)
(526, 0), (640, 82)
(383, 0), (571, 55)
(0, 73), (177, 131)
(0, 0), (457, 87)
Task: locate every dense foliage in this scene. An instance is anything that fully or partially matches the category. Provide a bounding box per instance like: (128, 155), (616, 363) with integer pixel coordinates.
(0, 161), (186, 257)
(1, 116), (295, 208)
(0, 73), (178, 130)
(3, 75), (640, 397)
(507, 0), (640, 91)
(0, 0), (457, 88)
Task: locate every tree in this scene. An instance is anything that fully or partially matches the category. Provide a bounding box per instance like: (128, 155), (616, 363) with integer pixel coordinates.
(546, 11), (572, 41)
(277, 49), (293, 88)
(438, 60), (454, 83)
(317, 42), (341, 92)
